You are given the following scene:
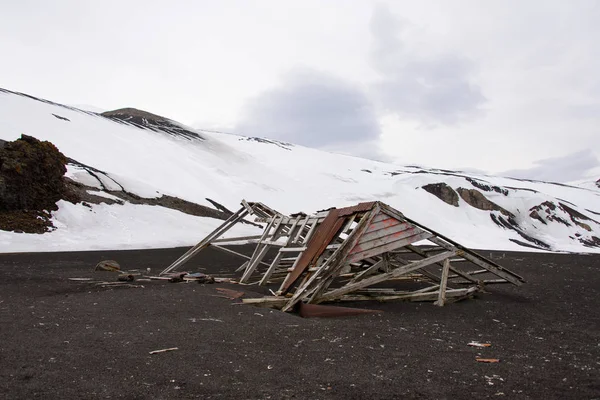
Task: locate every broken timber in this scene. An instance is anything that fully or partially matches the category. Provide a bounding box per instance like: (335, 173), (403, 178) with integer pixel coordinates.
(162, 200), (525, 311)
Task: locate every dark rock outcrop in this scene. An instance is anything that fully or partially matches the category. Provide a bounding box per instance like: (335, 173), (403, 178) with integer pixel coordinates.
(456, 188), (513, 217)
(422, 183), (459, 207)
(0, 135), (72, 233)
(101, 108), (204, 141)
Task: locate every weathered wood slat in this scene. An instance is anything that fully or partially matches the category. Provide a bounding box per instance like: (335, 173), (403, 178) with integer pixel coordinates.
(347, 231), (434, 263)
(281, 206), (381, 311)
(318, 250), (456, 302)
(254, 216), (325, 225)
(365, 218), (401, 233)
(211, 235), (264, 243)
(428, 237), (524, 286)
(355, 222), (416, 244)
(338, 286), (478, 303)
(434, 258), (451, 306)
(258, 217), (303, 285)
(351, 225), (423, 254)
(371, 212), (390, 224)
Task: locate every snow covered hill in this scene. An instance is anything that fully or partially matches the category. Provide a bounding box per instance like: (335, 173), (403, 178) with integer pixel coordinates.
(0, 87), (599, 254)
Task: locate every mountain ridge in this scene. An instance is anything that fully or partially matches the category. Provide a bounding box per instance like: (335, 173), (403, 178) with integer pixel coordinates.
(0, 86), (598, 254)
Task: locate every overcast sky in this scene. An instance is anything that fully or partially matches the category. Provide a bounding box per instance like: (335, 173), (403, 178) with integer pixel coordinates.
(1, 0), (599, 182)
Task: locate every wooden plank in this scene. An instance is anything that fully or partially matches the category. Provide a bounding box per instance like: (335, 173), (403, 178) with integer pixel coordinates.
(318, 250), (456, 302)
(281, 206), (382, 311)
(211, 235), (264, 243)
(240, 221), (287, 283)
(404, 244), (477, 284)
(304, 207), (383, 304)
(355, 222), (416, 244)
(434, 258), (451, 306)
(351, 224), (422, 253)
(371, 212), (390, 223)
(428, 237), (523, 286)
(338, 286), (477, 303)
(379, 203), (525, 284)
(254, 216), (324, 225)
(258, 240), (286, 246)
(301, 220), (320, 245)
(340, 214), (357, 235)
(347, 231), (434, 263)
(258, 217), (302, 285)
(453, 279), (511, 285)
(294, 217), (310, 243)
(365, 218), (401, 233)
(278, 210), (347, 294)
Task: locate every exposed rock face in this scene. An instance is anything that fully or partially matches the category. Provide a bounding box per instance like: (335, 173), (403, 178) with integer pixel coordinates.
(0, 135), (71, 233)
(422, 183), (459, 207)
(101, 108), (204, 141)
(596, 179), (600, 189)
(0, 135), (67, 212)
(456, 188), (512, 217)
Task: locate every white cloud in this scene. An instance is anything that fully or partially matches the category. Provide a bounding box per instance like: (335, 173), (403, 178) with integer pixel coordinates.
(369, 4), (486, 125)
(235, 68), (384, 159)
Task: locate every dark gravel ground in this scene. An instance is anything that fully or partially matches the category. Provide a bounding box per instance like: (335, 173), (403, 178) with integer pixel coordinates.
(0, 246), (599, 399)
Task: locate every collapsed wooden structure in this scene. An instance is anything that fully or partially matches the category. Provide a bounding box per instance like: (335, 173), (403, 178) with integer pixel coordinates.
(161, 200), (525, 311)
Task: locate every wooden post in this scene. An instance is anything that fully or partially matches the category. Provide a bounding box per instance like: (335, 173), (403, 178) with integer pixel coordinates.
(434, 258), (451, 306)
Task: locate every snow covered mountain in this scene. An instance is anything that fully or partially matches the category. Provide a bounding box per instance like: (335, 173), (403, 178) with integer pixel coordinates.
(0, 87), (599, 254)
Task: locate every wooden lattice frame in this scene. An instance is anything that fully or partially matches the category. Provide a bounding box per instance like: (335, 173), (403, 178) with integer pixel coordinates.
(161, 200), (525, 311)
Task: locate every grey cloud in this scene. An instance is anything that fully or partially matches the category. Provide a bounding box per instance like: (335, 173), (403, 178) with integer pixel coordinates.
(370, 5), (486, 125)
(236, 68), (383, 158)
(502, 149), (600, 183)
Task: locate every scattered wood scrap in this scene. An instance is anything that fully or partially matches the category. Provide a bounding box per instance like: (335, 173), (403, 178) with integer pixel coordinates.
(149, 347), (178, 355)
(468, 341), (492, 348)
(476, 358), (500, 363)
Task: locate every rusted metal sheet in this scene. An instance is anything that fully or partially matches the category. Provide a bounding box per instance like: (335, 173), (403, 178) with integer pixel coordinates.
(279, 209), (346, 294)
(335, 201), (376, 217)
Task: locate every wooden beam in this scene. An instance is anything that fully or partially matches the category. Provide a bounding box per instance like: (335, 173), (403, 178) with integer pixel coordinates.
(434, 258), (451, 306)
(338, 286), (478, 303)
(428, 237), (524, 286)
(317, 250), (456, 302)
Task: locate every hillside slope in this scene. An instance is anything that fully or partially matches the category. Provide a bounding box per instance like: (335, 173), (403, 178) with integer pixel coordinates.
(0, 87), (598, 253)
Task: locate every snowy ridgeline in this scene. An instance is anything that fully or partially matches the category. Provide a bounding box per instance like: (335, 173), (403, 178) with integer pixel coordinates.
(0, 88), (599, 254)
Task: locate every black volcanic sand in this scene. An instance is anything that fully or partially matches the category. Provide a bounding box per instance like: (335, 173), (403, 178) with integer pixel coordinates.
(0, 247), (599, 399)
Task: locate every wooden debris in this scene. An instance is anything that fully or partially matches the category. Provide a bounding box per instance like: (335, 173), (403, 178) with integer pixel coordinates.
(68, 278), (93, 281)
(468, 341), (492, 348)
(476, 358), (500, 363)
(149, 347), (178, 355)
(161, 199), (525, 312)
